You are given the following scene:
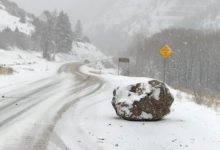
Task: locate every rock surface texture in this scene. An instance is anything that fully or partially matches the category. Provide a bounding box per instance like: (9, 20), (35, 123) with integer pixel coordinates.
(112, 80), (174, 121)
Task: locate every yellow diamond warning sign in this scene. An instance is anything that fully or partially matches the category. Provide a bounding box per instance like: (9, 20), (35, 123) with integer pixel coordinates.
(159, 44), (173, 59)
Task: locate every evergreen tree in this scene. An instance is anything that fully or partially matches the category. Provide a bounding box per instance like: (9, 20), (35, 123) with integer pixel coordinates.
(32, 11), (57, 60)
(19, 13), (26, 23)
(74, 20), (83, 41)
(31, 17), (43, 50)
(55, 11), (73, 53)
(42, 11), (57, 60)
(82, 36), (91, 43)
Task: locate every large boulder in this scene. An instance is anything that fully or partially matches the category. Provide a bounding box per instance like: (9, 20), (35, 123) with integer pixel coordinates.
(112, 80), (174, 121)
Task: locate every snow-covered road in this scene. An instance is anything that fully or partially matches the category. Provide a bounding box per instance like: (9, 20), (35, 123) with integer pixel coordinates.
(0, 63), (103, 150)
(0, 62), (220, 150)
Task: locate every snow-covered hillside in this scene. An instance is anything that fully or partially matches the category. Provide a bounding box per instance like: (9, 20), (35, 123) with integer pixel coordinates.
(0, 1), (34, 35)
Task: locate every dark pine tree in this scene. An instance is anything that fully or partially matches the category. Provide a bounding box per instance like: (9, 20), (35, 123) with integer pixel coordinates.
(55, 11), (73, 53)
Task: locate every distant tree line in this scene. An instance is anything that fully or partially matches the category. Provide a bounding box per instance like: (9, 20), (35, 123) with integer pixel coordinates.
(0, 27), (33, 50)
(127, 28), (220, 94)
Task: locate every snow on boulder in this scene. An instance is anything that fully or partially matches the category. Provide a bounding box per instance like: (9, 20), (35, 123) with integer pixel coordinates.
(112, 80), (174, 121)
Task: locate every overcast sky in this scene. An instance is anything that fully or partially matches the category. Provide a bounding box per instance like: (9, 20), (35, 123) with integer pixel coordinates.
(10, 0), (113, 24)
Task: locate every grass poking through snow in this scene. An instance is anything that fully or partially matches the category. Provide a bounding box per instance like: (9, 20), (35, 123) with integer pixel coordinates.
(0, 66), (14, 75)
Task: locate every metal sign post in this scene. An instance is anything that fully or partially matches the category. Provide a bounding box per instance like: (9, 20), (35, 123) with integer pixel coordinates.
(159, 44), (173, 83)
(163, 58), (166, 83)
(118, 58), (130, 76)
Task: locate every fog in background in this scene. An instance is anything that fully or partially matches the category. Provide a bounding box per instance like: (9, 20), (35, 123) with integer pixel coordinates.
(10, 0), (114, 24)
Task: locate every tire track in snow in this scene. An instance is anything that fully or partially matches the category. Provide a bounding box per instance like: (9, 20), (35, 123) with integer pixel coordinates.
(33, 82), (103, 150)
(0, 80), (60, 111)
(32, 63), (104, 150)
(0, 72), (89, 130)
(0, 81), (62, 128)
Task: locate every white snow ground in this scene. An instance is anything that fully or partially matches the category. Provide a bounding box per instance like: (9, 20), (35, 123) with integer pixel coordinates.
(49, 64), (220, 150)
(0, 45), (219, 150)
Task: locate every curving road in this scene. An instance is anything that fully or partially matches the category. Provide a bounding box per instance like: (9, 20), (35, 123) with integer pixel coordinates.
(0, 63), (103, 150)
(1, 62), (220, 150)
